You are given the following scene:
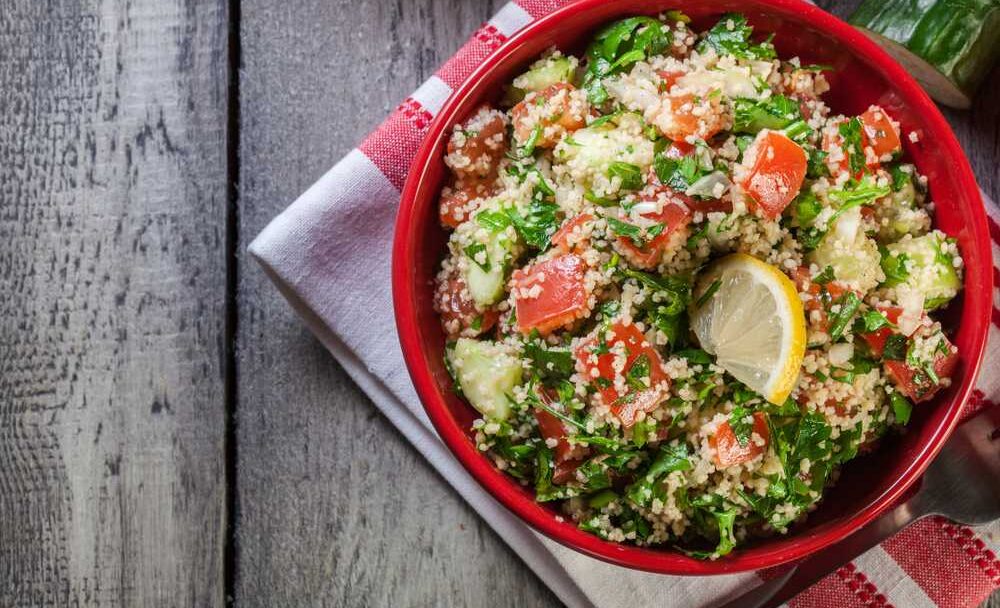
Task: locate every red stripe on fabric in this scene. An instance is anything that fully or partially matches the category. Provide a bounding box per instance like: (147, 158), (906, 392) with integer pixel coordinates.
(398, 98), (434, 131)
(987, 214), (1000, 246)
(938, 519), (1000, 586)
(513, 0), (573, 19)
(964, 389), (997, 420)
(992, 306), (1000, 331)
(358, 106), (428, 191)
(436, 24), (508, 89)
(788, 569), (873, 608)
(834, 563), (894, 608)
(883, 517), (997, 608)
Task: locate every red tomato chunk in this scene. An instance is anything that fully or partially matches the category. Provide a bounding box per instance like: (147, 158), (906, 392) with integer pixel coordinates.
(710, 412), (770, 467)
(741, 131), (807, 219)
(574, 322), (670, 428)
(884, 338), (958, 403)
(512, 254), (590, 336)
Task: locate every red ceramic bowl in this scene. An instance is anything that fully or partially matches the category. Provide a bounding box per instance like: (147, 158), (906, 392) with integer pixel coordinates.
(393, 0), (991, 574)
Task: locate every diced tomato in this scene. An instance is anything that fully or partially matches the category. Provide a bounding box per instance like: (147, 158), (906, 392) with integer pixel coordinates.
(822, 121), (851, 175)
(656, 69), (685, 93)
(656, 93), (726, 141)
(511, 82), (587, 148)
(550, 213), (594, 254)
(574, 322), (670, 428)
(512, 253), (590, 335)
(710, 412), (770, 468)
(884, 337), (959, 403)
(740, 131), (807, 219)
(860, 106), (902, 159)
(534, 408), (588, 465)
(858, 306), (903, 358)
(792, 266), (854, 332)
(553, 459), (582, 485)
(665, 139), (695, 159)
(434, 271), (499, 337)
(616, 199), (692, 269)
(445, 107), (507, 182)
(439, 184), (494, 229)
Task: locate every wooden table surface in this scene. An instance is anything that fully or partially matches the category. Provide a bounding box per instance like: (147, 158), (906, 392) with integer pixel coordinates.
(2, 0), (997, 606)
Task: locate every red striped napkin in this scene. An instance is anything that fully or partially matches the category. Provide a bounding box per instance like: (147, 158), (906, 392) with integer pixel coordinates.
(249, 1), (1000, 606)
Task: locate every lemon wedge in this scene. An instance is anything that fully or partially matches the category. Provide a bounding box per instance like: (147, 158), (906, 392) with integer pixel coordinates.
(689, 253), (806, 404)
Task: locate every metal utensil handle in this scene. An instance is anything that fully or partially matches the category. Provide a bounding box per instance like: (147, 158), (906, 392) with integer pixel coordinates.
(753, 492), (930, 608)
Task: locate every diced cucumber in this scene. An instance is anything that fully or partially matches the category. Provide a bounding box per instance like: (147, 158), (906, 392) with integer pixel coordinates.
(447, 338), (523, 420)
(464, 230), (515, 307)
(883, 231), (962, 309)
(872, 165), (930, 242)
(512, 56), (576, 97)
(553, 113), (654, 195)
(808, 207), (885, 292)
(849, 0), (1000, 108)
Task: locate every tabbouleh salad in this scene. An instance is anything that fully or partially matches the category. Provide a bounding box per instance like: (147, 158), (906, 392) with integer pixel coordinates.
(432, 12), (963, 558)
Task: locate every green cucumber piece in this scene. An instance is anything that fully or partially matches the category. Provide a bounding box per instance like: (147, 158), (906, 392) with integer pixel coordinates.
(883, 232), (962, 308)
(464, 231), (514, 307)
(849, 0), (1000, 108)
(512, 56), (575, 95)
(447, 339), (523, 420)
(808, 208), (885, 292)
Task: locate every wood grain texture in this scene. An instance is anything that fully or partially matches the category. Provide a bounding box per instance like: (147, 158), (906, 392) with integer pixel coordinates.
(234, 0), (558, 606)
(0, 1), (229, 606)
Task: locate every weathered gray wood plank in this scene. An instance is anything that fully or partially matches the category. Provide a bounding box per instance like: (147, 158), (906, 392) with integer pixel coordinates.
(235, 1), (999, 607)
(0, 1), (229, 606)
(234, 0), (560, 606)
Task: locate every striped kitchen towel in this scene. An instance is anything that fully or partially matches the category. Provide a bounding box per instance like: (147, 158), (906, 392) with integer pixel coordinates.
(249, 1), (1000, 606)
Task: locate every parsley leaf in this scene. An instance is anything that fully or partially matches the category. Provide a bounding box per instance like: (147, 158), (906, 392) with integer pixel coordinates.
(506, 198), (560, 250)
(583, 17), (672, 104)
(828, 292), (861, 342)
(838, 117), (866, 176)
(607, 161), (644, 190)
(728, 407), (754, 447)
(697, 13), (776, 60)
(882, 334), (908, 361)
(880, 250), (911, 287)
(463, 243), (490, 272)
(853, 309), (894, 333)
(890, 390), (913, 425)
(733, 95), (801, 133)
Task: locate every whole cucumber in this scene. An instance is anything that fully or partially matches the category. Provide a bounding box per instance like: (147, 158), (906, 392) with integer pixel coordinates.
(849, 0), (1000, 108)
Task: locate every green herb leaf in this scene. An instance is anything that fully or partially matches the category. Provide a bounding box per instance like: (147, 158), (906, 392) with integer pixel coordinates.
(625, 443), (691, 508)
(697, 13), (775, 60)
(880, 250), (911, 287)
(476, 209), (512, 232)
(607, 161), (644, 190)
(853, 309), (894, 333)
(523, 339), (575, 384)
(882, 334), (908, 361)
(838, 117), (866, 176)
(506, 199), (560, 250)
(890, 390), (913, 425)
(813, 265), (836, 285)
(728, 407), (753, 447)
(793, 191), (822, 227)
(696, 278), (722, 307)
(583, 17), (672, 104)
(733, 95), (801, 133)
(463, 243), (490, 272)
(828, 292), (861, 342)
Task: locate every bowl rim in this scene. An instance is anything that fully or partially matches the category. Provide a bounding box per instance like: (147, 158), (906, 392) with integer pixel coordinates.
(392, 0), (991, 574)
